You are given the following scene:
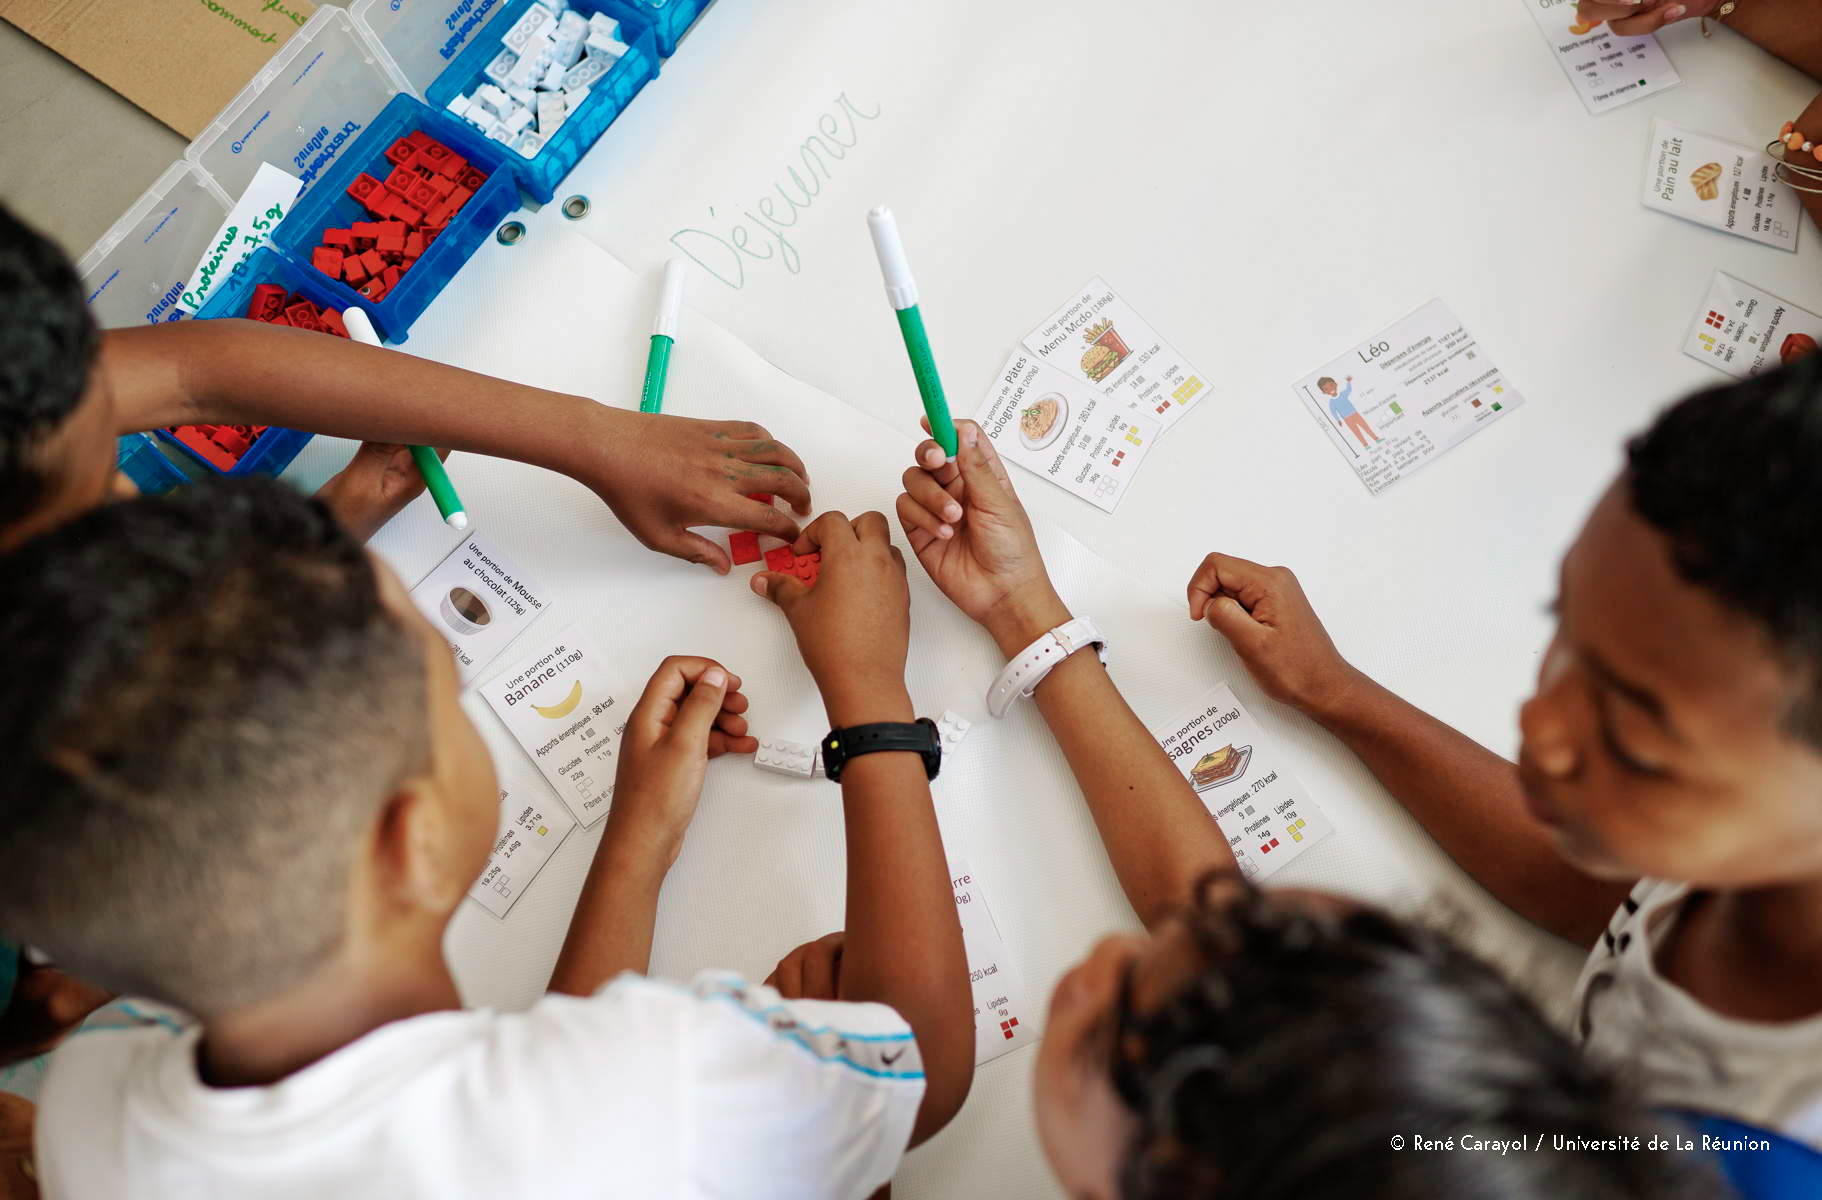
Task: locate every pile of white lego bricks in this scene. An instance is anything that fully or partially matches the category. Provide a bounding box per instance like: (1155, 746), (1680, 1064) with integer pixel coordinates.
(756, 711), (974, 780)
(444, 3), (631, 159)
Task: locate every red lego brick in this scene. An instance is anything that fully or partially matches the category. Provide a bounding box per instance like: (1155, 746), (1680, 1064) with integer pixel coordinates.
(351, 221), (386, 240)
(368, 189), (398, 219)
(246, 283), (286, 320)
(317, 308), (348, 338)
(392, 202), (424, 226)
(425, 172), (456, 199)
(422, 201), (453, 228)
(744, 493), (774, 505)
(311, 247), (344, 278)
(358, 249), (386, 276)
(383, 221), (409, 238)
(342, 257), (368, 285)
(376, 233), (406, 255)
(268, 312), (292, 327)
(728, 531), (761, 565)
(405, 180), (439, 210)
(322, 227), (354, 249)
(383, 164), (417, 198)
(793, 552), (822, 586)
(284, 301), (324, 333)
(357, 278), (387, 302)
(405, 129), (434, 150)
(764, 546), (795, 573)
(457, 167), (487, 191)
(433, 151), (468, 181)
(404, 231), (426, 258)
(383, 138), (416, 167)
(416, 142), (451, 173)
(380, 266), (402, 290)
(346, 173), (383, 206)
(448, 184), (474, 209)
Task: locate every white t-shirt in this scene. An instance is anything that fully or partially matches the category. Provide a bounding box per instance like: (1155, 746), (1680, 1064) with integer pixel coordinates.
(1571, 878), (1822, 1149)
(35, 971), (924, 1200)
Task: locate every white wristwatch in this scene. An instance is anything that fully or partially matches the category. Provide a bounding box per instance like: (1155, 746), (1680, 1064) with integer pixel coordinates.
(987, 617), (1109, 718)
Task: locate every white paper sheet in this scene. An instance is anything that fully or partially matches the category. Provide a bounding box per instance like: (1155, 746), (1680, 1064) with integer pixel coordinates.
(179, 162), (302, 315)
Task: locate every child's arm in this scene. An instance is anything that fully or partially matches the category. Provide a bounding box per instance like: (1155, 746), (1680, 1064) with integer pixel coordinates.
(98, 322), (811, 570)
(1186, 553), (1630, 946)
(753, 512), (973, 1147)
(896, 422), (1233, 930)
(547, 656), (757, 993)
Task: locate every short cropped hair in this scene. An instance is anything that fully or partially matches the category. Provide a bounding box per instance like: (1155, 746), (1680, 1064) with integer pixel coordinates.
(1113, 876), (1721, 1200)
(1627, 352), (1822, 747)
(1316, 376), (1336, 390)
(0, 204), (98, 529)
(0, 479), (430, 1016)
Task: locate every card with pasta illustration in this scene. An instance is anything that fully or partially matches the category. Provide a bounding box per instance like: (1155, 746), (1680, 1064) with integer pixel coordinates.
(1643, 120), (1799, 252)
(976, 350), (1159, 513)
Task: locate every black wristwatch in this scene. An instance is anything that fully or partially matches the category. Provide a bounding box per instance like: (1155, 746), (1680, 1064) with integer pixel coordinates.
(820, 718), (943, 783)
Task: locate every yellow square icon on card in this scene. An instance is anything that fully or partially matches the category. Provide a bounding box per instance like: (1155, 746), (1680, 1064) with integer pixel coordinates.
(537, 826), (549, 836)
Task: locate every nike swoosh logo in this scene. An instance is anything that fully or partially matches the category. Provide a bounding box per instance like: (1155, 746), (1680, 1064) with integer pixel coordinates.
(881, 1048), (906, 1066)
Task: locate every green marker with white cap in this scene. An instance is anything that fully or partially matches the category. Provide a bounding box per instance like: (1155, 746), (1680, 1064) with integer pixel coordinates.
(640, 258), (688, 414)
(867, 206), (957, 460)
(341, 306), (468, 531)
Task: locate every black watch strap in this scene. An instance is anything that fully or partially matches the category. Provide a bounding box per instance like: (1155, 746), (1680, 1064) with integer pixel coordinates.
(821, 718), (942, 783)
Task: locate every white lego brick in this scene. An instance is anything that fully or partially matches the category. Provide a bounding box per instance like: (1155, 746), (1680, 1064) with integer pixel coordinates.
(756, 738), (818, 780)
(562, 83), (591, 107)
(552, 34), (585, 69)
(444, 94), (472, 121)
(482, 48), (518, 88)
(936, 710), (973, 755)
(536, 91), (568, 134)
(506, 51), (546, 90)
(471, 83), (511, 118)
(486, 121), (515, 145)
(540, 61), (570, 90)
(502, 103), (534, 135)
(506, 83), (538, 108)
(556, 10), (587, 39)
(513, 130), (546, 159)
(502, 5), (554, 53)
(584, 31), (627, 61)
(562, 54), (609, 91)
(587, 12), (619, 39)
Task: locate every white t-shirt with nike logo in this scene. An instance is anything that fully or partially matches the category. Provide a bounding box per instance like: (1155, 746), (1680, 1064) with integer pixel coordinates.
(34, 971), (924, 1200)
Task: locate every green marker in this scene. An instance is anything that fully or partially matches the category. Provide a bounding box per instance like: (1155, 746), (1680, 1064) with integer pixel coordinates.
(341, 306), (468, 531)
(640, 258), (688, 413)
(868, 205), (956, 459)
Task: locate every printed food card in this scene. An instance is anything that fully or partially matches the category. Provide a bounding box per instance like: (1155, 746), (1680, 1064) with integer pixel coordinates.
(1643, 120), (1799, 251)
(951, 858), (1037, 1064)
(1154, 684), (1335, 881)
(1685, 271), (1822, 380)
(1522, 0), (1679, 115)
(1023, 277), (1209, 432)
(481, 623), (631, 827)
(411, 534), (553, 684)
(977, 350), (1158, 513)
(468, 773), (575, 918)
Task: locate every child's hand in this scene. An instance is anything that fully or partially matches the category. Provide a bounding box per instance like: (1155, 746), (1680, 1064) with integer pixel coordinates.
(587, 412), (813, 574)
(752, 511), (913, 725)
(897, 419), (1069, 657)
(606, 656), (756, 867)
(764, 932), (845, 1001)
(314, 442), (442, 542)
(1187, 554), (1363, 719)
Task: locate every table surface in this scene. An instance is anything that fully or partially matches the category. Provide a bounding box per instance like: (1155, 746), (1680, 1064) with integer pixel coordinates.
(280, 3), (1822, 1195)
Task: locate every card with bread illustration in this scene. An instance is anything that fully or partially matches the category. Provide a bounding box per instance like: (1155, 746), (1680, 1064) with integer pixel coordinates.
(1643, 120), (1798, 251)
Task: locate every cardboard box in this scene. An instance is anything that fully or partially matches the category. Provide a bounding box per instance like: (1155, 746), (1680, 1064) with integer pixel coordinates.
(0, 0), (317, 138)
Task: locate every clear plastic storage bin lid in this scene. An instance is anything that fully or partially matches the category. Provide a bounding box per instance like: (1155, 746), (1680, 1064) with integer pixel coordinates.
(187, 8), (408, 206)
(351, 0), (511, 97)
(76, 162), (230, 329)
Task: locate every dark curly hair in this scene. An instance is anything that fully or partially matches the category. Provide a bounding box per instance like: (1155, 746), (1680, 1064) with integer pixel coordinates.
(1110, 876), (1723, 1200)
(0, 203), (99, 528)
(1627, 352), (1822, 747)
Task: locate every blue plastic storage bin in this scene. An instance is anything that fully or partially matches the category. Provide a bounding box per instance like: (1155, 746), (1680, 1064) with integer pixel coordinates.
(271, 93), (520, 343)
(193, 247), (349, 324)
(425, 0), (658, 204)
(157, 423), (316, 480)
(633, 0), (713, 57)
(116, 434), (190, 494)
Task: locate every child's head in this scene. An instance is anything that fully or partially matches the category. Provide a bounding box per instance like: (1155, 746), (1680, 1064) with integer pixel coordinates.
(1035, 875), (1713, 1200)
(0, 479), (498, 1019)
(1316, 376), (1338, 396)
(1520, 354), (1822, 887)
(0, 204), (113, 553)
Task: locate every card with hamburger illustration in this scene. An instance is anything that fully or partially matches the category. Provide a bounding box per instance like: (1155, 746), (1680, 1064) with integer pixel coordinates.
(1154, 684), (1335, 881)
(1685, 271), (1822, 381)
(1023, 277), (1209, 433)
(1643, 120), (1798, 252)
(977, 349), (1159, 513)
(482, 622), (632, 827)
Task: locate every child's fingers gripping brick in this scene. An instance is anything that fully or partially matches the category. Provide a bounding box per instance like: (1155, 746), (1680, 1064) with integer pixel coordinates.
(764, 546), (795, 574)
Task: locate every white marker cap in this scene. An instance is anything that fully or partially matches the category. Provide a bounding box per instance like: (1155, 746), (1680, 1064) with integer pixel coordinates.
(653, 258), (688, 339)
(341, 305), (382, 348)
(867, 205), (918, 311)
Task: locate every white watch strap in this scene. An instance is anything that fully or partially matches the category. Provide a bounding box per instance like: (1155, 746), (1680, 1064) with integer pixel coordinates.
(986, 617), (1108, 718)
